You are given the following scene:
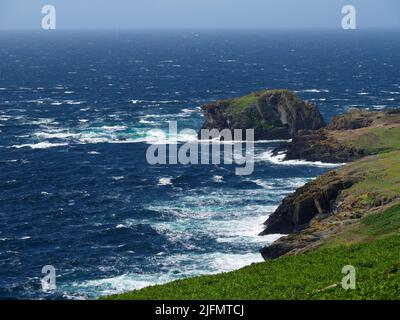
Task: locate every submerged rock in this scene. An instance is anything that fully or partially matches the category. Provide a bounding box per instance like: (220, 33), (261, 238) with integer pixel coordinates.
(200, 89), (325, 140)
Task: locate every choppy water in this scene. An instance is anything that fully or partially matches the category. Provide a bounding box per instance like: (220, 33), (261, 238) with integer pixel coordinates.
(0, 30), (399, 299)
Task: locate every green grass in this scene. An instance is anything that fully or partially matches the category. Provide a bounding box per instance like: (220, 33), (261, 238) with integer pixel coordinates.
(103, 234), (400, 300)
(347, 127), (400, 155)
(362, 203), (400, 236)
(326, 203), (400, 247)
(339, 151), (400, 209)
(228, 89), (295, 115)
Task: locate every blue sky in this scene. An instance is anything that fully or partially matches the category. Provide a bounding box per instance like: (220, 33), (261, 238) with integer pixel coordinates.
(0, 0), (399, 30)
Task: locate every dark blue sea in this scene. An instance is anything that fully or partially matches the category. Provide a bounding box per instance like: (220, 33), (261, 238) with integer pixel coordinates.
(0, 30), (399, 299)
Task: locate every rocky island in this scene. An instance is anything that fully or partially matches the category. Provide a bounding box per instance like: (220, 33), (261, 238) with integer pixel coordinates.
(200, 89), (325, 140)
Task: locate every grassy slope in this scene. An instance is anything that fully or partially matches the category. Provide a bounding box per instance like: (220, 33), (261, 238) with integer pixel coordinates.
(338, 150), (400, 209)
(345, 127), (400, 155)
(104, 234), (400, 300)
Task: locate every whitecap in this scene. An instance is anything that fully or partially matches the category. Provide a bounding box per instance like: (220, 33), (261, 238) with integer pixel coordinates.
(257, 150), (344, 168)
(101, 125), (127, 131)
(34, 132), (80, 139)
(212, 175), (224, 183)
(11, 142), (68, 149)
(300, 89), (329, 93)
(66, 100), (84, 105)
(158, 177), (173, 186)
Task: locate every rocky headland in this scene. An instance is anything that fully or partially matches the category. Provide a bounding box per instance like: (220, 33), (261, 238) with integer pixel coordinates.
(261, 108), (400, 259)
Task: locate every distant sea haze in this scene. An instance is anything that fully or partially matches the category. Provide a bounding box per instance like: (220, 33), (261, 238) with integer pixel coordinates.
(0, 30), (399, 299)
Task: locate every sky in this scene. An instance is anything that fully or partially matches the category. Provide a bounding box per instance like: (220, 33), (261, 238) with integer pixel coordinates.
(0, 0), (399, 30)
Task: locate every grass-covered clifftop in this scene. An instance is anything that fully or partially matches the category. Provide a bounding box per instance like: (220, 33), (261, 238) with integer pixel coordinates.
(104, 235), (400, 299)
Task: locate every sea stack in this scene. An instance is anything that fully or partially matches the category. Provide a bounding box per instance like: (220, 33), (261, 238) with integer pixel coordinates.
(199, 89), (326, 140)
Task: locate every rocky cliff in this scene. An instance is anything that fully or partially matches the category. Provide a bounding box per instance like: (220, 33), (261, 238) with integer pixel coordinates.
(200, 89), (325, 140)
(260, 109), (400, 260)
(273, 109), (400, 163)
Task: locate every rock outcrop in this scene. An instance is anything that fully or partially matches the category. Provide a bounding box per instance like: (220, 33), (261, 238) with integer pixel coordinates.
(200, 90), (325, 140)
(260, 171), (357, 235)
(273, 109), (400, 163)
(273, 130), (365, 163)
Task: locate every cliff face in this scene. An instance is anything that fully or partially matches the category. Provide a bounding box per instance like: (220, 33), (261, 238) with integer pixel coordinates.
(274, 109), (400, 163)
(200, 90), (325, 140)
(260, 171), (357, 235)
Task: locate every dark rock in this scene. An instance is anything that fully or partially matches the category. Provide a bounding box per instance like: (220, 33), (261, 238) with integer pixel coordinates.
(273, 129), (365, 163)
(199, 90), (325, 140)
(260, 241), (296, 260)
(260, 171), (356, 235)
(327, 109), (377, 130)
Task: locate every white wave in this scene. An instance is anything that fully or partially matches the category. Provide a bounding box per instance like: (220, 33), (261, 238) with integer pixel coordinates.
(138, 119), (155, 124)
(357, 92), (369, 95)
(211, 215), (282, 244)
(212, 175), (224, 183)
(73, 247), (287, 298)
(300, 89), (329, 93)
(181, 108), (196, 114)
(30, 118), (57, 125)
(158, 177), (173, 186)
(372, 105), (387, 110)
(112, 176), (125, 181)
(66, 100), (84, 105)
(252, 179), (273, 189)
(88, 151), (100, 155)
(257, 150), (344, 168)
(34, 131), (80, 139)
(11, 142), (68, 149)
(101, 125), (127, 131)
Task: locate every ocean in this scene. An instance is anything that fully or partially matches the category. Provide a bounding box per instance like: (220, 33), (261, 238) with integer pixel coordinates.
(0, 30), (399, 299)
